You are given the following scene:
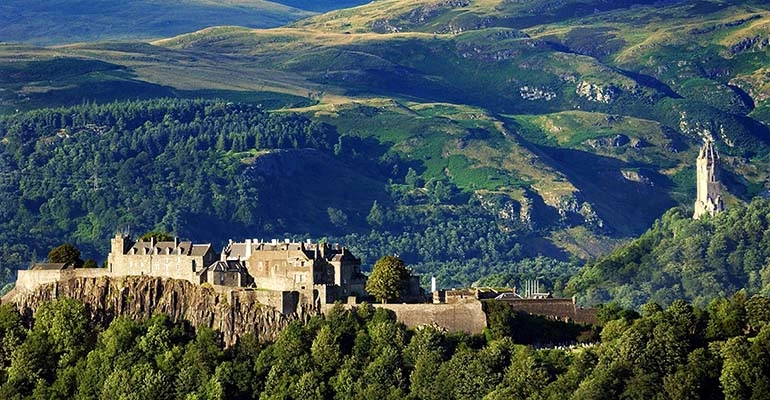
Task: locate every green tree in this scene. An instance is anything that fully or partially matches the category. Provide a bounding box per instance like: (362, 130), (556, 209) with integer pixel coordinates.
(720, 336), (757, 400)
(139, 231), (173, 242)
(311, 325), (341, 375)
(47, 243), (82, 266)
(746, 295), (770, 334)
(327, 208), (349, 228)
(366, 256), (410, 303)
(357, 346), (405, 400)
(366, 201), (384, 227)
(404, 168), (419, 188)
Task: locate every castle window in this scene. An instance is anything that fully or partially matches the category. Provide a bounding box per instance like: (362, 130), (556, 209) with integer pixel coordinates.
(192, 260), (197, 272)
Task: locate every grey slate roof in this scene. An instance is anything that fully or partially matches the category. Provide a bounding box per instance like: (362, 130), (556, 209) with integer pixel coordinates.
(198, 260), (245, 275)
(128, 240), (207, 256)
(190, 244), (212, 257)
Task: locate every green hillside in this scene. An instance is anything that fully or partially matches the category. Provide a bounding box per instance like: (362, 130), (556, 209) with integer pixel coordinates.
(567, 199), (770, 309)
(2, 0), (770, 301)
(0, 99), (578, 293)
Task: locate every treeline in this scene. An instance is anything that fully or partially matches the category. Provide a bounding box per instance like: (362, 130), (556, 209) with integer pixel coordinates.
(0, 99), (573, 293)
(0, 99), (337, 258)
(567, 198), (770, 308)
(2, 294), (770, 399)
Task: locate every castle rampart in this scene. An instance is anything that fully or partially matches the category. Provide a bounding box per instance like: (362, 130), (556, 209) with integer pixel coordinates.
(497, 297), (598, 325)
(322, 300), (488, 335)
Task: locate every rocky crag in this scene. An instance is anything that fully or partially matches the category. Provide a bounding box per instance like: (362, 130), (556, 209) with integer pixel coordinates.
(4, 276), (316, 346)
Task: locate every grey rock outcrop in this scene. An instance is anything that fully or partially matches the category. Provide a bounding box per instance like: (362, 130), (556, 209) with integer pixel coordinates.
(576, 81), (620, 104)
(7, 276), (315, 347)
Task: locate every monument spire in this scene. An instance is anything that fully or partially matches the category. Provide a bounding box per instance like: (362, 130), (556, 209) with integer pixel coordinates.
(693, 138), (724, 219)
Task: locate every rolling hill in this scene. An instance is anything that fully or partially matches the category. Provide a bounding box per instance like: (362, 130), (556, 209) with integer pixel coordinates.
(2, 0), (770, 296)
(0, 0), (314, 45)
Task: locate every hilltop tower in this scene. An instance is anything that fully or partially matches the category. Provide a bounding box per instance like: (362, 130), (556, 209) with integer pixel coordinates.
(693, 139), (724, 219)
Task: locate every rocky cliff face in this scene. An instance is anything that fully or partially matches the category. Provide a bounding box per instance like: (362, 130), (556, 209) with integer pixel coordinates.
(6, 276), (315, 347)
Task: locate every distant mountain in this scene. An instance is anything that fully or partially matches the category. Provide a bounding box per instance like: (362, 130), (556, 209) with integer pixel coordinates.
(0, 0), (314, 45)
(270, 0), (371, 13)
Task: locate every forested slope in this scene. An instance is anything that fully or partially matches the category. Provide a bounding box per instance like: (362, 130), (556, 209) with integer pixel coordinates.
(0, 99), (579, 292)
(1, 295), (770, 399)
(567, 198), (770, 308)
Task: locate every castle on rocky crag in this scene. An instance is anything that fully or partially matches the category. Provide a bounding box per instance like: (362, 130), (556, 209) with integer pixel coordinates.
(11, 234), (596, 334)
(693, 139), (725, 219)
(17, 234), (369, 308)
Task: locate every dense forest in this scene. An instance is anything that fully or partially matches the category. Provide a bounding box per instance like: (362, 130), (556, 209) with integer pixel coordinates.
(567, 198), (770, 309)
(0, 99), (572, 293)
(1, 295), (769, 399)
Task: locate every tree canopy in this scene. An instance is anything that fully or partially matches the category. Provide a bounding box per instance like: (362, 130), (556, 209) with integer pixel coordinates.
(0, 98), (557, 296)
(366, 255), (411, 303)
(1, 294), (769, 399)
(567, 198), (770, 309)
(139, 231), (174, 242)
(47, 243), (82, 266)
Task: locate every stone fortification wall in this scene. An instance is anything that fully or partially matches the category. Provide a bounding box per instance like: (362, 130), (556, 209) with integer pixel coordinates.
(243, 290), (300, 316)
(16, 270), (63, 292)
(498, 298), (597, 325)
(6, 276), (315, 346)
(16, 268), (111, 292)
(324, 300), (488, 335)
(110, 253), (202, 284)
(378, 301), (488, 334)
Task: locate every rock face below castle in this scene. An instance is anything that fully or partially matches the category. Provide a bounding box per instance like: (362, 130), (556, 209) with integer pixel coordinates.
(4, 275), (490, 345)
(6, 276), (315, 347)
(693, 139), (724, 219)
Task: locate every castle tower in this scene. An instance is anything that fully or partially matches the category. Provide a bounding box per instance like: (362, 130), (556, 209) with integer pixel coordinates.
(693, 139), (724, 219)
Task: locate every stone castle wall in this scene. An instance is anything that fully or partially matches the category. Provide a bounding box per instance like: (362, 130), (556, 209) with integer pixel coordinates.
(323, 300), (488, 335)
(109, 252), (207, 284)
(16, 268), (110, 292)
(498, 298), (598, 324)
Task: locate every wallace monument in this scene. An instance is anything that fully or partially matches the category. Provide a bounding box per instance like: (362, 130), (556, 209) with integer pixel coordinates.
(693, 138), (724, 219)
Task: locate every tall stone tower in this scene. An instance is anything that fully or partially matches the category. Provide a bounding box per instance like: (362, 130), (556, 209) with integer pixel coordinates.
(693, 139), (724, 219)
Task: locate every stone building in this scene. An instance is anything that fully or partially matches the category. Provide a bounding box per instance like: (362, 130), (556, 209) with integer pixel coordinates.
(107, 234), (219, 284)
(16, 234), (370, 309)
(221, 239), (367, 306)
(200, 260), (248, 287)
(693, 139), (725, 219)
